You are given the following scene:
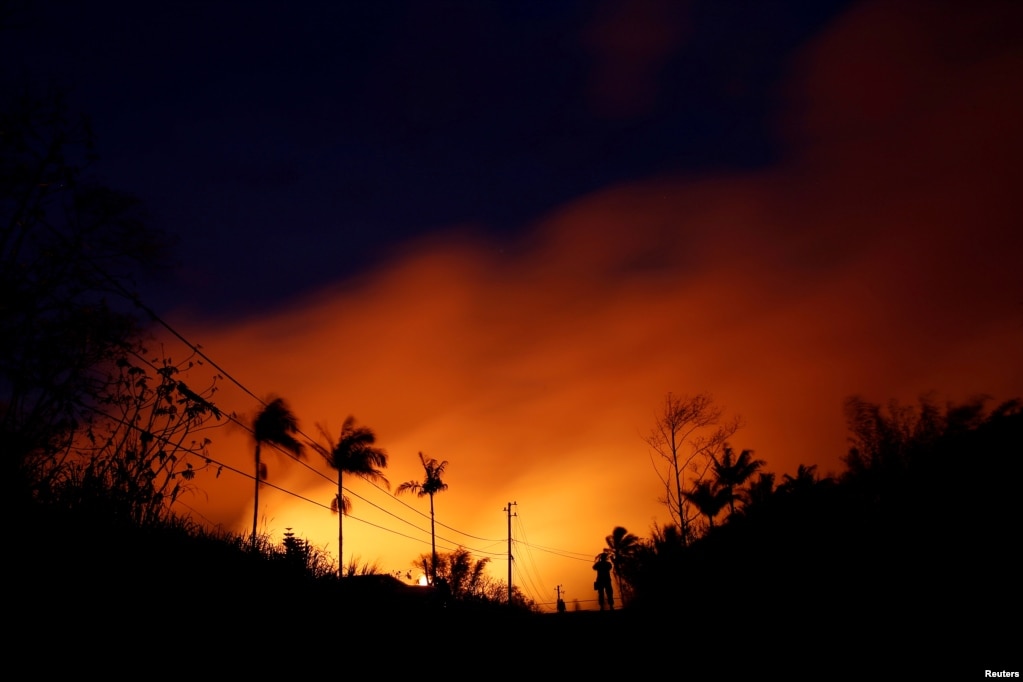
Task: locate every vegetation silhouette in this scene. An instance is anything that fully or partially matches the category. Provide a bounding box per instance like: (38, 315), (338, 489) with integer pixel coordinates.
(249, 396), (304, 547)
(406, 546), (537, 611)
(3, 74), (1018, 675)
(710, 445), (765, 515)
(1, 82), (175, 510)
(624, 394), (1022, 673)
(56, 349), (224, 526)
(604, 526), (641, 606)
(395, 452), (449, 585)
(306, 415), (388, 575)
(682, 478), (730, 529)
(644, 393), (742, 544)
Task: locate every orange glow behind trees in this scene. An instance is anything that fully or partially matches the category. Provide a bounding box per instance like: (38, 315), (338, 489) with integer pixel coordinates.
(154, 1), (1023, 609)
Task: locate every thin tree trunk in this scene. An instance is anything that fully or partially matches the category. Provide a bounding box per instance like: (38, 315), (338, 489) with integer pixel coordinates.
(343, 470), (347, 576)
(430, 493), (437, 584)
(252, 443), (261, 548)
(672, 434), (687, 544)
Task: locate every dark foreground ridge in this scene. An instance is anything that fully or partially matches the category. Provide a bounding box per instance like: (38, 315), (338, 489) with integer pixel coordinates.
(13, 537), (1011, 678)
(10, 396), (1021, 676)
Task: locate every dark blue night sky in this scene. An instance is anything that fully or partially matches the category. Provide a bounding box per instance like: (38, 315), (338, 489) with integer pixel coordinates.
(2, 0), (853, 317)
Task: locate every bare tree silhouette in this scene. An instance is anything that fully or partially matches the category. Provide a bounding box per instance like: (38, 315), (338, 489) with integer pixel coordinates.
(645, 393), (742, 543)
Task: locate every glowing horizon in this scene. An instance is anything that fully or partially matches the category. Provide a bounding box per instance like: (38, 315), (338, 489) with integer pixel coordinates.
(156, 1), (1023, 609)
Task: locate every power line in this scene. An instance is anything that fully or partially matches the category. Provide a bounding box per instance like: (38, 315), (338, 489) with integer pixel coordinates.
(362, 477), (505, 543)
(87, 381), (596, 567)
(514, 542), (595, 562)
(512, 515), (549, 606)
(124, 304), (509, 555)
(82, 255), (602, 570)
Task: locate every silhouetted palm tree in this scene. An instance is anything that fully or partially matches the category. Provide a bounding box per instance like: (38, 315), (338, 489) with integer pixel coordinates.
(307, 415), (388, 575)
(712, 446), (766, 515)
(683, 479), (730, 530)
(251, 397), (304, 548)
(780, 464), (819, 494)
(605, 526), (642, 605)
(741, 472), (777, 509)
(396, 452), (448, 584)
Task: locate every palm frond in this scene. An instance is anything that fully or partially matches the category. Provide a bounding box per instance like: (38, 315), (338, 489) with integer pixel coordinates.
(395, 480), (423, 497)
(253, 397), (304, 458)
(330, 493), (351, 515)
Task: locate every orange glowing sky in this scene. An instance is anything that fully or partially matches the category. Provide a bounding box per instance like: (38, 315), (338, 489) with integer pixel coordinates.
(157, 0), (1023, 609)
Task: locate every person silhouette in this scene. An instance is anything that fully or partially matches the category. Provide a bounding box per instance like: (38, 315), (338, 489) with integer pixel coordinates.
(592, 551), (614, 610)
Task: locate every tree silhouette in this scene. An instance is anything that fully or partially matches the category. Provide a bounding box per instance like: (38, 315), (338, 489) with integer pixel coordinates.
(307, 415), (388, 575)
(711, 446), (766, 515)
(605, 526), (642, 606)
(250, 397), (304, 548)
(622, 390), (1023, 663)
(645, 393), (742, 544)
(742, 472), (776, 509)
(67, 350), (223, 525)
(779, 464), (819, 495)
(416, 547), (492, 601)
(650, 522), (685, 556)
(396, 452), (448, 584)
(683, 479), (730, 530)
(1, 84), (173, 504)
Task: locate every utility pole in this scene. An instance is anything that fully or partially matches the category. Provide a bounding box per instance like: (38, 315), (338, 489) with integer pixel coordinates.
(555, 585), (566, 613)
(504, 501), (517, 604)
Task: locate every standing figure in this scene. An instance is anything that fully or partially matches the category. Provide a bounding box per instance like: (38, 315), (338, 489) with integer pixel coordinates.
(593, 551), (614, 610)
